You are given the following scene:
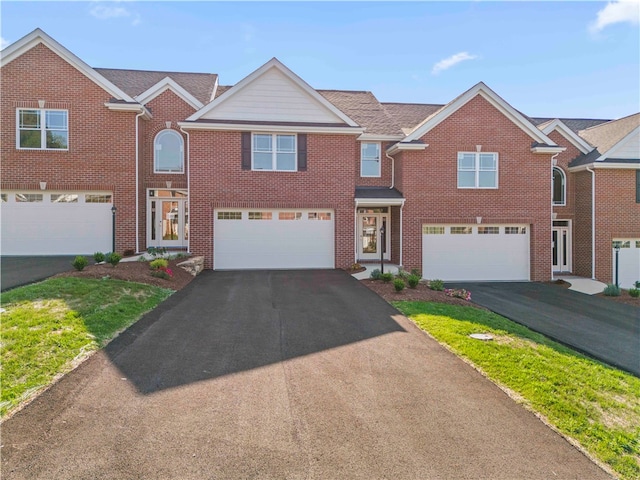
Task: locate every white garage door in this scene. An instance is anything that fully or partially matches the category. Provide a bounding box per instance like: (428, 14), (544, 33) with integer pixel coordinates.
(214, 209), (334, 270)
(422, 225), (530, 281)
(1, 191), (112, 255)
(612, 239), (640, 289)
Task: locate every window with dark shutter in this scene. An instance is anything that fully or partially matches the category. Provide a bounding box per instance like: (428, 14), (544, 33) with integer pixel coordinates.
(241, 132), (251, 170)
(298, 134), (307, 171)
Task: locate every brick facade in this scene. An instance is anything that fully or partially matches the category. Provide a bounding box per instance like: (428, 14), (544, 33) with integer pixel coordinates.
(3, 32), (637, 285)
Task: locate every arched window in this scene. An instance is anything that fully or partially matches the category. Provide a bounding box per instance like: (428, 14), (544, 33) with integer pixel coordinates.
(552, 167), (566, 205)
(154, 130), (184, 173)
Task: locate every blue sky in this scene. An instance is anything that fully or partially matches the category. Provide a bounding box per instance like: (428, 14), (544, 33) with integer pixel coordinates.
(2, 1), (639, 119)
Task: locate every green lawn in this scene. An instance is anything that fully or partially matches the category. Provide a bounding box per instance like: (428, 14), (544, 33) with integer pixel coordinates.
(394, 301), (640, 480)
(1, 277), (173, 417)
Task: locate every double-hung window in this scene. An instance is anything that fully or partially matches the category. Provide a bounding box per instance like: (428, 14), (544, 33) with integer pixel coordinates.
(252, 133), (297, 171)
(361, 142), (381, 177)
(457, 152), (498, 188)
(17, 109), (68, 150)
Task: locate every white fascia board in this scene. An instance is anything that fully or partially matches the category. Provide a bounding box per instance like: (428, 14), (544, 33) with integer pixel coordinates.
(405, 82), (556, 146)
(186, 58), (359, 127)
(386, 142), (429, 155)
(541, 120), (593, 154)
(531, 146), (566, 154)
(357, 133), (404, 142)
(2, 29), (135, 102)
(569, 162), (640, 172)
(135, 77), (204, 110)
(104, 103), (152, 119)
(177, 121), (363, 135)
(596, 126), (640, 161)
(355, 198), (406, 207)
(209, 76), (219, 103)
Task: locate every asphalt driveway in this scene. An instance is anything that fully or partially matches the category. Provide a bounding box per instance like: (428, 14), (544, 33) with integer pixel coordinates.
(2, 271), (610, 479)
(449, 282), (640, 376)
(1, 256), (76, 291)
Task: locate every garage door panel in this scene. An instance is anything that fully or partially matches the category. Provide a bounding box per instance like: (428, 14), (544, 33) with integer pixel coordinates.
(422, 225), (529, 281)
(214, 209), (334, 270)
(613, 239), (640, 289)
(1, 192), (112, 255)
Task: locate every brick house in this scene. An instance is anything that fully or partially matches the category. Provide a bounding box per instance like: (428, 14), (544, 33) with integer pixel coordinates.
(2, 29), (638, 286)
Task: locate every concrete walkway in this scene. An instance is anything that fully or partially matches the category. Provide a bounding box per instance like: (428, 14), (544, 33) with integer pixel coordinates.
(556, 275), (607, 295)
(351, 263), (400, 280)
(1, 271), (610, 479)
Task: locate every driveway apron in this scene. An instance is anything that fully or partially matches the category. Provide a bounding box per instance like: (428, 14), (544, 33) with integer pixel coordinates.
(449, 282), (640, 376)
(1, 271), (611, 479)
(1, 256), (76, 291)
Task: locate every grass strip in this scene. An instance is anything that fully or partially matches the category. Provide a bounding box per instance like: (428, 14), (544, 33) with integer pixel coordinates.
(394, 301), (640, 480)
(1, 277), (173, 417)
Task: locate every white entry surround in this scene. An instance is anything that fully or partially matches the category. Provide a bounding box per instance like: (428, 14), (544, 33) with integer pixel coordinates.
(214, 209), (334, 269)
(422, 224), (530, 281)
(1, 190), (112, 255)
(612, 239), (640, 289)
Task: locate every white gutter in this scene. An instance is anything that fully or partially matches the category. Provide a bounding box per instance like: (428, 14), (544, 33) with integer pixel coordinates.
(134, 110), (145, 254)
(586, 166), (596, 279)
(386, 151), (395, 190)
(180, 126), (191, 253)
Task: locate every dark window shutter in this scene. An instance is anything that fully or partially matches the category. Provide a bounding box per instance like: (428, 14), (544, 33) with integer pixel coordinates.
(298, 134), (307, 171)
(241, 132), (251, 170)
(636, 170), (640, 203)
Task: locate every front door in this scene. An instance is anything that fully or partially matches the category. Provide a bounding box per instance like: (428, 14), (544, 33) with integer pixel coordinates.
(148, 189), (188, 248)
(358, 208), (390, 261)
(552, 223), (571, 272)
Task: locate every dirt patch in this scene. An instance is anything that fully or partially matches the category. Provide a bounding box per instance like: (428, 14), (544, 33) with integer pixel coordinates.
(54, 258), (195, 291)
(361, 279), (484, 308)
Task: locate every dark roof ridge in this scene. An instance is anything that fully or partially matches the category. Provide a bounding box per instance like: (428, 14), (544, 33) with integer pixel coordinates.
(317, 88), (373, 94)
(381, 101), (444, 107)
(95, 66), (216, 76)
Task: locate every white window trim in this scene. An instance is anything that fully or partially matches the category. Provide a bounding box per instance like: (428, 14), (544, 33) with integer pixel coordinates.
(457, 151), (498, 189)
(552, 166), (566, 206)
(154, 129), (185, 174)
(252, 133), (298, 172)
(360, 142), (381, 177)
(16, 108), (69, 151)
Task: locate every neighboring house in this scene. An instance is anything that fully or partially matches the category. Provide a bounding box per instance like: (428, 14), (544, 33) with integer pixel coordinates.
(2, 29), (638, 287)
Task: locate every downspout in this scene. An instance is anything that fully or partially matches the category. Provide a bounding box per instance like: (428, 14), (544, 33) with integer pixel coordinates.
(179, 126), (190, 252)
(586, 166), (596, 279)
(354, 203), (358, 264)
(135, 110), (144, 254)
(386, 151), (395, 190)
(399, 202), (404, 268)
(550, 153), (559, 281)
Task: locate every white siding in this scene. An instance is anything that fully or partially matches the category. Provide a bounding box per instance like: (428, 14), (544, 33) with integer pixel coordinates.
(202, 67), (344, 124)
(606, 129), (640, 159)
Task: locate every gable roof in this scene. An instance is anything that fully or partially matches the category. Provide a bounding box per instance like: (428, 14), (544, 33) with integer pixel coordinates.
(1, 28), (135, 102)
(318, 90), (403, 137)
(398, 82), (559, 149)
(95, 68), (218, 106)
(185, 58), (360, 129)
(532, 117), (610, 134)
(539, 119), (593, 154)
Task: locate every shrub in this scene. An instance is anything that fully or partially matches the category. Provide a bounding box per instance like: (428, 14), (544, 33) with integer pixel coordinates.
(150, 258), (169, 270)
(370, 269), (382, 280)
(429, 279), (445, 291)
(147, 246), (167, 258)
(635, 281), (640, 289)
(105, 252), (122, 267)
(410, 268), (421, 277)
(629, 288), (640, 298)
(603, 284), (621, 297)
(72, 256), (88, 271)
(151, 268), (173, 280)
(93, 252), (105, 263)
(393, 278), (405, 292)
(407, 274), (420, 289)
(396, 269), (409, 280)
(381, 273), (394, 283)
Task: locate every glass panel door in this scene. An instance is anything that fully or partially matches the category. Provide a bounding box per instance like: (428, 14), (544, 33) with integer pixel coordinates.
(148, 196), (187, 248)
(358, 213), (390, 260)
(362, 216), (378, 254)
(552, 227), (570, 272)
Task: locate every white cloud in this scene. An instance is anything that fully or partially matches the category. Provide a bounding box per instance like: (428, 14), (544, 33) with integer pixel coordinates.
(0, 37), (9, 50)
(431, 52), (478, 75)
(589, 0), (640, 34)
(89, 3), (141, 26)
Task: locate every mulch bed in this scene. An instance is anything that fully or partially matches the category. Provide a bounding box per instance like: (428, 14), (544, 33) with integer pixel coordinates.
(54, 258), (196, 290)
(595, 292), (640, 307)
(361, 279), (481, 308)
